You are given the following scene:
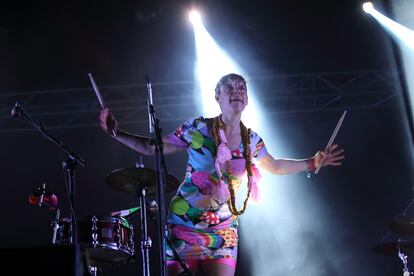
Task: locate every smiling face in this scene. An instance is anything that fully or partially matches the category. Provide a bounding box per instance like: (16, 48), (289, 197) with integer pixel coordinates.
(215, 74), (248, 115)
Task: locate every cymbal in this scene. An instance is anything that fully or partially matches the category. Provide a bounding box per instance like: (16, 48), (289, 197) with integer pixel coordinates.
(372, 240), (414, 256)
(106, 167), (180, 195)
(390, 218), (414, 236)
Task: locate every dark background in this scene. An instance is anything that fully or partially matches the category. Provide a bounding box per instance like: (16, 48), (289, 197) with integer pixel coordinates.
(1, 0), (414, 275)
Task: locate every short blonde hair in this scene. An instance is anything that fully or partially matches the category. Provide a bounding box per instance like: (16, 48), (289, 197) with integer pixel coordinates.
(215, 73), (247, 97)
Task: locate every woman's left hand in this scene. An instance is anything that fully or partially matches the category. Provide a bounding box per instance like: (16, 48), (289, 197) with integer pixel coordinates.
(313, 144), (345, 169)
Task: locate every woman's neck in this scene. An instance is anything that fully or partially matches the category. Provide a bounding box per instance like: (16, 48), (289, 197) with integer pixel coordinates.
(221, 113), (241, 134)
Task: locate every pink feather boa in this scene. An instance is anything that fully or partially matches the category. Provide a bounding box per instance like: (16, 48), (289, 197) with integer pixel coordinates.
(213, 127), (263, 204)
(214, 129), (231, 202)
(248, 163), (262, 203)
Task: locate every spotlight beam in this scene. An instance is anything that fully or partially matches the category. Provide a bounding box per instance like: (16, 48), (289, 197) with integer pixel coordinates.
(364, 3), (414, 51)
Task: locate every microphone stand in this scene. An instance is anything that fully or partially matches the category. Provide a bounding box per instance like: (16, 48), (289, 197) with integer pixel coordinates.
(146, 77), (167, 276)
(10, 102), (85, 275)
(145, 78), (192, 276)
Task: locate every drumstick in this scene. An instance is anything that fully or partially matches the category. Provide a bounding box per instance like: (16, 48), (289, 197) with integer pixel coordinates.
(88, 73), (116, 136)
(315, 110), (347, 174)
(110, 207), (140, 217)
(88, 73), (105, 109)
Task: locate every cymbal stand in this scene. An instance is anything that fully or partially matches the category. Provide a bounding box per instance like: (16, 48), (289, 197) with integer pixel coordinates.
(138, 187), (152, 276)
(381, 198), (414, 244)
(63, 157), (82, 245)
(398, 246), (413, 276)
(398, 245), (412, 276)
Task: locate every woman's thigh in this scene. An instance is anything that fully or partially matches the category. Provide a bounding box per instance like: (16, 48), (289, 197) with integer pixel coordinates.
(167, 258), (236, 276)
(167, 259), (199, 276)
(201, 260), (236, 276)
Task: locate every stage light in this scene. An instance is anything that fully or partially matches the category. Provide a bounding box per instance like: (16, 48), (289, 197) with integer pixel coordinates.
(364, 0), (414, 137)
(189, 10), (201, 24)
(364, 4), (414, 51)
(190, 12), (261, 127)
(362, 2), (374, 13)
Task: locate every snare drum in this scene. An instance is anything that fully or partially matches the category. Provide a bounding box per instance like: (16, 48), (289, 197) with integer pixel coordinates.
(55, 216), (134, 265)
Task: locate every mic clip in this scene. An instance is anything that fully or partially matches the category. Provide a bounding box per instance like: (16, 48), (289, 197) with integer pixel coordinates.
(28, 183), (58, 209)
(39, 183), (46, 207)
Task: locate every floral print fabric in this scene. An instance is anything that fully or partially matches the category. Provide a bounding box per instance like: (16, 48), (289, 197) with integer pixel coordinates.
(165, 116), (268, 261)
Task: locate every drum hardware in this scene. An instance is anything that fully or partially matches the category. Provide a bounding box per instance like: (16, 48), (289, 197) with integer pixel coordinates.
(105, 167), (179, 195)
(53, 215), (135, 269)
(88, 265), (98, 276)
(51, 209), (61, 245)
(43, 165), (170, 274)
(373, 239), (414, 275)
(139, 187), (152, 276)
(399, 248), (412, 276)
(110, 201), (158, 221)
(28, 183), (58, 209)
(147, 200), (158, 220)
(91, 216), (98, 248)
(89, 75), (175, 275)
(390, 218), (414, 276)
(28, 184), (62, 245)
(106, 165), (177, 276)
(38, 183), (46, 207)
(11, 102), (86, 275)
(376, 199), (414, 276)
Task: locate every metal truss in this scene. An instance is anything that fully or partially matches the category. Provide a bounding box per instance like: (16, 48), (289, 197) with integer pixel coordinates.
(0, 70), (404, 133)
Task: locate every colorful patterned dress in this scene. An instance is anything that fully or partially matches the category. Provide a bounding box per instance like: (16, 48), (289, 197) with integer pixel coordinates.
(164, 116), (268, 263)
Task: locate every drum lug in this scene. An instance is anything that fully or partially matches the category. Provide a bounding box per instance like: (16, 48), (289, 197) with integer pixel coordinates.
(92, 216), (98, 247)
(114, 220), (121, 248)
(130, 224), (135, 252)
(141, 237), (152, 249)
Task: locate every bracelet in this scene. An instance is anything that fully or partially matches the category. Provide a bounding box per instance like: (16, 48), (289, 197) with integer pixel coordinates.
(109, 128), (118, 137)
(306, 158), (315, 179)
(309, 158), (315, 172)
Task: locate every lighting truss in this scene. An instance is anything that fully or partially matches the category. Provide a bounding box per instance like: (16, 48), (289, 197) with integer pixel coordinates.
(0, 70), (403, 133)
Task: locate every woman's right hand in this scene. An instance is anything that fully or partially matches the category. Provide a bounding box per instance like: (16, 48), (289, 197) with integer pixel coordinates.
(99, 108), (118, 136)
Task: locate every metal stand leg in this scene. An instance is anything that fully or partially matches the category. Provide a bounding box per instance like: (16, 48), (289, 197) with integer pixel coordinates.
(51, 209), (61, 244)
(139, 188), (152, 276)
(88, 266), (98, 276)
(398, 246), (412, 276)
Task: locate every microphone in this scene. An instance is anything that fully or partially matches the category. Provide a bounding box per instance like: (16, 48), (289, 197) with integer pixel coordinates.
(146, 76), (154, 133)
(10, 101), (22, 118)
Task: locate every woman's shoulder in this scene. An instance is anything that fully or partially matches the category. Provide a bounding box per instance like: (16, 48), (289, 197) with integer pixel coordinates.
(246, 129), (267, 149)
(247, 128), (260, 139)
(184, 116), (216, 130)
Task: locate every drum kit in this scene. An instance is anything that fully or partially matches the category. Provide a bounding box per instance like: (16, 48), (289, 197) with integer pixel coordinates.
(13, 76), (178, 276)
(49, 167), (179, 275)
(373, 216), (414, 276)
